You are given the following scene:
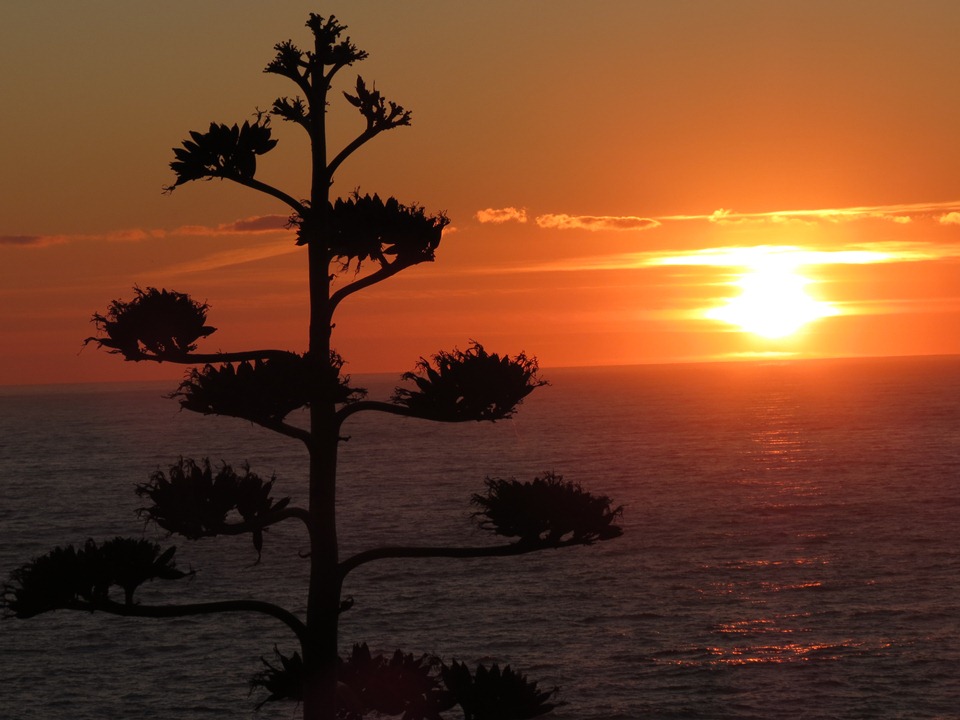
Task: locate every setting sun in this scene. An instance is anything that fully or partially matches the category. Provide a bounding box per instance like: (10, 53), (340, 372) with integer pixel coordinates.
(706, 256), (837, 339)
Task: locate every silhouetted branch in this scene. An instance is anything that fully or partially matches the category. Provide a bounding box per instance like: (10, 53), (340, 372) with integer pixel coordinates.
(264, 40), (312, 93)
(338, 473), (625, 576)
(339, 539), (587, 578)
(344, 77), (412, 133)
(336, 398), (513, 427)
(265, 14), (368, 97)
(327, 128), (378, 179)
(327, 78), (411, 177)
(254, 419), (312, 445)
(335, 399), (419, 425)
(271, 96), (310, 130)
(306, 12), (368, 82)
(68, 598), (309, 648)
(227, 175), (307, 215)
(115, 348), (297, 365)
(329, 260), (405, 313)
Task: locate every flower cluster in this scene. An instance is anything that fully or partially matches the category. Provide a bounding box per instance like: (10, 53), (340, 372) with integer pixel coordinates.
(441, 661), (561, 720)
(2, 538), (187, 618)
(136, 458), (289, 556)
(472, 472), (623, 546)
(168, 119), (278, 188)
(86, 287), (215, 360)
(251, 644), (560, 720)
(175, 352), (363, 423)
(393, 343), (546, 422)
(294, 192), (448, 268)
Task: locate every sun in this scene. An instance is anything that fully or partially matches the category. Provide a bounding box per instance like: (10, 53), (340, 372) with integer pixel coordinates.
(706, 256), (837, 338)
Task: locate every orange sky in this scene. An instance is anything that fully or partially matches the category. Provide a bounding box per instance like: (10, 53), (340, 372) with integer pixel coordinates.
(3, 1), (960, 386)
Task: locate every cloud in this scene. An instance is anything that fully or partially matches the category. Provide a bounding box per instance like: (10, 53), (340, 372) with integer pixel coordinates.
(157, 242), (302, 275)
(176, 214), (292, 236)
(0, 234), (45, 246)
(0, 234), (68, 247)
(704, 208), (817, 226)
(476, 207), (528, 224)
(644, 245), (932, 268)
(223, 215), (290, 232)
(534, 214), (661, 231)
(1, 214), (291, 250)
(661, 200), (960, 226)
(104, 228), (168, 242)
(485, 199), (960, 235)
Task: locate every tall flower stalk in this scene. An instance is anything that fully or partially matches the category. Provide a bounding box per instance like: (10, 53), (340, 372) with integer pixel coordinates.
(4, 13), (621, 720)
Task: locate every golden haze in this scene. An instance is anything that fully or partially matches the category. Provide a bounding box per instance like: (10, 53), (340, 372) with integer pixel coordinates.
(3, 1), (960, 385)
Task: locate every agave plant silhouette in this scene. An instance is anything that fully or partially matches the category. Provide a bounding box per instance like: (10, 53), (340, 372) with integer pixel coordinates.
(5, 11), (622, 720)
(85, 286), (215, 360)
(393, 343), (547, 422)
(168, 119), (278, 187)
(2, 538), (188, 617)
(473, 473), (624, 546)
(440, 661), (562, 720)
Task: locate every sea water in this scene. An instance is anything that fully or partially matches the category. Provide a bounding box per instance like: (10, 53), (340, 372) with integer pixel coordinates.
(1, 356), (959, 719)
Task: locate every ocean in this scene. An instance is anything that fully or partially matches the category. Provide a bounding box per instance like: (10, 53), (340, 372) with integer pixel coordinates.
(1, 355), (959, 719)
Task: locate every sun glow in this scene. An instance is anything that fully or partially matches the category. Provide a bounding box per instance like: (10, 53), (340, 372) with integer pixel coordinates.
(706, 255), (837, 338)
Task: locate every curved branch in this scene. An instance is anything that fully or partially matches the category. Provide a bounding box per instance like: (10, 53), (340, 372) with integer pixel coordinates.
(169, 402), (310, 444)
(320, 61), (351, 91)
(335, 399), (507, 428)
(339, 539), (587, 578)
(120, 349), (297, 365)
(327, 128), (378, 179)
(66, 598), (309, 648)
(335, 399), (419, 425)
(329, 260), (406, 314)
(251, 418), (312, 445)
(226, 175), (307, 216)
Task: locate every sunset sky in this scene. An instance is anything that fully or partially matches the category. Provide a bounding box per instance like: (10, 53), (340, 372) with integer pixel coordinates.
(3, 1), (960, 386)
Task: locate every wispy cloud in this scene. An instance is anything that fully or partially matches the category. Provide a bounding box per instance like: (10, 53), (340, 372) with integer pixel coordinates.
(645, 244), (940, 267)
(476, 207), (527, 224)
(176, 214), (291, 236)
(660, 200), (960, 225)
(0, 234), (62, 247)
(157, 242), (302, 275)
(489, 200), (960, 234)
(1, 214), (293, 249)
(535, 214), (661, 231)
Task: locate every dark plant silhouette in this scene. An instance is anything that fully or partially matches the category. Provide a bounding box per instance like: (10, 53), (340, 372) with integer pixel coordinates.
(85, 286), (215, 360)
(393, 343), (547, 422)
(473, 473), (623, 546)
(441, 661), (561, 720)
(3, 12), (621, 720)
(3, 538), (189, 617)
